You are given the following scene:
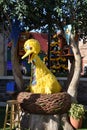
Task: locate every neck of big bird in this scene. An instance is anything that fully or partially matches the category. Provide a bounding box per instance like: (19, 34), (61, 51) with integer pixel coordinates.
(32, 55), (50, 80)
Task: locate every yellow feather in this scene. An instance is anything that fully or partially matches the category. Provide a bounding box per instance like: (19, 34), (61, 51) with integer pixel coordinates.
(22, 39), (62, 94)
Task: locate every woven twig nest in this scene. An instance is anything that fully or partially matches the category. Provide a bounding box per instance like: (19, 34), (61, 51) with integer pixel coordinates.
(17, 92), (71, 114)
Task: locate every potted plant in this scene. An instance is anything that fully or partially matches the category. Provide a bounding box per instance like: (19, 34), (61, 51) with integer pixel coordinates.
(69, 103), (85, 129)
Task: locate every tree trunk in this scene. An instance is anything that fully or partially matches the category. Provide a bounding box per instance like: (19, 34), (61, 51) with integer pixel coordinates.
(66, 60), (75, 89)
(67, 34), (81, 102)
(20, 113), (74, 130)
(11, 41), (24, 91)
(28, 114), (61, 130)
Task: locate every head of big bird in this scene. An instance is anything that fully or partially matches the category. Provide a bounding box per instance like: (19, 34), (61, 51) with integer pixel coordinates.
(22, 39), (40, 63)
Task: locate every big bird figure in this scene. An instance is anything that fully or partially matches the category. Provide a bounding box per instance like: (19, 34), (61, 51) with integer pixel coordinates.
(22, 39), (62, 94)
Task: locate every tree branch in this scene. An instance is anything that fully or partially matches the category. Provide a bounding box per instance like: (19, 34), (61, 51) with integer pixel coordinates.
(67, 34), (82, 102)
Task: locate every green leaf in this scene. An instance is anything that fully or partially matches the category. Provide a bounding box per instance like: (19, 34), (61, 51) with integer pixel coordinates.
(0, 0), (3, 4)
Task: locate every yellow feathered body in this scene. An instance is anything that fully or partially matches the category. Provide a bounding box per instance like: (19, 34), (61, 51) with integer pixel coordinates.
(22, 39), (62, 94)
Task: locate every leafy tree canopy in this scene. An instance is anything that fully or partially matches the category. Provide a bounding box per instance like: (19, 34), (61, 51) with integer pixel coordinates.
(0, 0), (87, 34)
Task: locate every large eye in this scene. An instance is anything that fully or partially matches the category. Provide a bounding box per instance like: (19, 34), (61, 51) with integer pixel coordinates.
(25, 45), (30, 50)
